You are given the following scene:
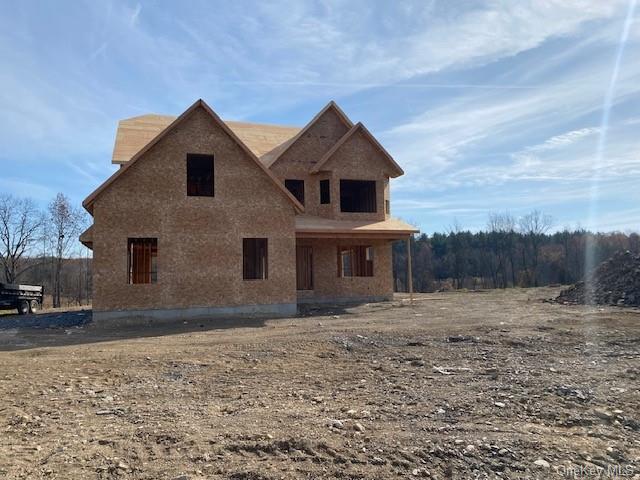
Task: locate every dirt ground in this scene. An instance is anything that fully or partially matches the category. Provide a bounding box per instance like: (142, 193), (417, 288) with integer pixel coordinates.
(0, 288), (639, 480)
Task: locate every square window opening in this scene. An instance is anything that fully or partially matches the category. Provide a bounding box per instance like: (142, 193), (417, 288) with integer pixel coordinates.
(340, 180), (376, 212)
(284, 179), (305, 205)
(337, 246), (374, 277)
(187, 154), (214, 196)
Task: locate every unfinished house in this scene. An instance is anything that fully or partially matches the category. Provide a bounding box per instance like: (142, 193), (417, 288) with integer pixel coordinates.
(81, 99), (418, 321)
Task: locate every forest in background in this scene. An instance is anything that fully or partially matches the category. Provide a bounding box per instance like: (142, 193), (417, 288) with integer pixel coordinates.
(4, 195), (640, 307)
(393, 211), (639, 292)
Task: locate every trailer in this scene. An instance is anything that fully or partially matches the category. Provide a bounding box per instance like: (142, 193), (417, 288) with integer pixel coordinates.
(0, 283), (44, 315)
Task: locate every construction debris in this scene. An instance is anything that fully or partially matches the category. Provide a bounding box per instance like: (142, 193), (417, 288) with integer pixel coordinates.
(556, 250), (640, 306)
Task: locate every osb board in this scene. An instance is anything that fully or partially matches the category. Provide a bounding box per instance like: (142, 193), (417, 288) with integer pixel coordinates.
(112, 114), (300, 164)
(93, 105), (297, 312)
(295, 237), (394, 301)
(295, 215), (418, 237)
(268, 107), (352, 218)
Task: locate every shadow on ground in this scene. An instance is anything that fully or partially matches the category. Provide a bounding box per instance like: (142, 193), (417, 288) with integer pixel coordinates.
(0, 310), (268, 352)
(0, 301), (369, 352)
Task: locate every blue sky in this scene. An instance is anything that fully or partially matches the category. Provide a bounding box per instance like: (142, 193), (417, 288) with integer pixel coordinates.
(1, 0), (638, 233)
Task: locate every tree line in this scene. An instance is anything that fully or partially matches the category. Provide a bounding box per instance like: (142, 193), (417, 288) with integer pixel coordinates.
(393, 210), (640, 292)
(0, 193), (90, 308)
(3, 196), (638, 305)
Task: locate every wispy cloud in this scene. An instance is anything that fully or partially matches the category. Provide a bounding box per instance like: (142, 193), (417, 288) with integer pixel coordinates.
(521, 127), (600, 153)
(130, 4), (142, 27)
(0, 0), (638, 232)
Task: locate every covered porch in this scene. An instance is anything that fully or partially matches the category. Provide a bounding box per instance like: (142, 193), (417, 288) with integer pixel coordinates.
(294, 215), (419, 304)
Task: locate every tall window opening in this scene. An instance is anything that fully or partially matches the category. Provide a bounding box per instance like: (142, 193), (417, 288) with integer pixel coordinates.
(284, 179), (305, 205)
(128, 238), (157, 284)
(340, 180), (376, 212)
(337, 246), (374, 277)
(243, 238), (268, 280)
(320, 179), (330, 204)
(187, 154), (214, 196)
(296, 245), (313, 290)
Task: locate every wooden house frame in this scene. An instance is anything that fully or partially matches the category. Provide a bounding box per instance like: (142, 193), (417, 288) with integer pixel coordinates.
(81, 99), (417, 322)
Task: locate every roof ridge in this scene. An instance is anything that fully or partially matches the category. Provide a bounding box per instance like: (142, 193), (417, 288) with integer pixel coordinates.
(120, 113), (300, 129)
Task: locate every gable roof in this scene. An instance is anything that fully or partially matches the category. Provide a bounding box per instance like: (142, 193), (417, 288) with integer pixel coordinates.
(112, 114), (300, 164)
(311, 122), (404, 177)
(83, 99), (305, 215)
(260, 101), (353, 168)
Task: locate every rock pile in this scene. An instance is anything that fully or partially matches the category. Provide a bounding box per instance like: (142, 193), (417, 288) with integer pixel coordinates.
(557, 250), (640, 306)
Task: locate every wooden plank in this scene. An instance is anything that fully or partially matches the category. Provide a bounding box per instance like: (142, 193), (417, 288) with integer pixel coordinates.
(407, 236), (414, 304)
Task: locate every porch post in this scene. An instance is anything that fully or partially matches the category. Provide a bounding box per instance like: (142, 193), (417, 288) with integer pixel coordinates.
(406, 235), (414, 304)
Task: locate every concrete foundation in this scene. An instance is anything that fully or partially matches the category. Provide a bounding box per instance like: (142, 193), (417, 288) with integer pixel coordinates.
(296, 294), (392, 305)
(92, 302), (297, 325)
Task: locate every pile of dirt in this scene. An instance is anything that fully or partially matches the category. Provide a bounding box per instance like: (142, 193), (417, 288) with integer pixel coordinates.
(557, 250), (640, 306)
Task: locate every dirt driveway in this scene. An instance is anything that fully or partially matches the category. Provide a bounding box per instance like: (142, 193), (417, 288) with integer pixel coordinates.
(0, 288), (639, 479)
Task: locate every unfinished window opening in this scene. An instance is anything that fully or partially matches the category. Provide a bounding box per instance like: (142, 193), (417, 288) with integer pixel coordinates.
(187, 153), (214, 196)
(284, 179), (305, 205)
(296, 245), (313, 290)
(337, 246), (374, 277)
(243, 238), (268, 280)
(128, 238), (157, 284)
(320, 179), (330, 204)
(340, 180), (376, 213)
(385, 199), (390, 214)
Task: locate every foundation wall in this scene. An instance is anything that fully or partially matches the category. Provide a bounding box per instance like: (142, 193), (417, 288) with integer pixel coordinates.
(92, 302), (297, 325)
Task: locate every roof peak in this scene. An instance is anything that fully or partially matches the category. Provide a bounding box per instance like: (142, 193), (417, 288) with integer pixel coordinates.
(260, 100), (354, 168)
(86, 99), (304, 214)
(311, 121), (404, 177)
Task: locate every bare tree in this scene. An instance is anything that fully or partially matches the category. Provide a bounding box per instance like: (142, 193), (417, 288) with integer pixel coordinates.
(518, 210), (553, 287)
(47, 193), (86, 308)
(447, 220), (468, 289)
(0, 194), (43, 284)
(487, 212), (517, 288)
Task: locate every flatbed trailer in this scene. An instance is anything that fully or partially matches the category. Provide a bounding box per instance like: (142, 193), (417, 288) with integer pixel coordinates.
(0, 282), (44, 314)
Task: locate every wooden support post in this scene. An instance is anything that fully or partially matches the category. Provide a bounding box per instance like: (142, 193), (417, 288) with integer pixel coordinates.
(406, 236), (414, 305)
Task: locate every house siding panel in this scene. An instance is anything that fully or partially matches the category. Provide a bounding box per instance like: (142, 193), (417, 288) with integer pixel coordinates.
(295, 238), (393, 302)
(92, 106), (296, 313)
(270, 108), (350, 218)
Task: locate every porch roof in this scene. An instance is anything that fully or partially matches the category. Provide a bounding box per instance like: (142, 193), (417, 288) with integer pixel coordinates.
(295, 215), (419, 239)
(80, 224), (93, 249)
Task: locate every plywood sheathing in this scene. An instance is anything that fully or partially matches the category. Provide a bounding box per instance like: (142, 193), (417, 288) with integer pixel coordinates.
(295, 237), (394, 301)
(91, 105), (297, 312)
(261, 101), (353, 169)
(312, 122), (404, 178)
(113, 114), (300, 164)
(311, 127), (401, 222)
(84, 99), (304, 215)
(79, 224), (94, 249)
(295, 215), (418, 239)
(268, 104), (353, 218)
